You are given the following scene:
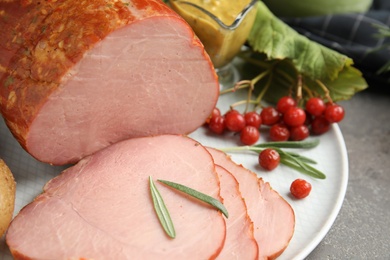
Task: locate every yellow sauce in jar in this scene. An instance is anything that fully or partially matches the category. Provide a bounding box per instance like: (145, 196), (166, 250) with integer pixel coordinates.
(170, 0), (258, 68)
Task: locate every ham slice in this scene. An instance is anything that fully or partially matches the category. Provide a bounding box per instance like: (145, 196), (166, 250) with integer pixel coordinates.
(215, 165), (258, 260)
(207, 148), (295, 260)
(6, 135), (226, 259)
(0, 0), (219, 165)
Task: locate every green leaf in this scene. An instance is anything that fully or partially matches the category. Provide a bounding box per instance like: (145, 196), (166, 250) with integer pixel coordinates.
(248, 2), (353, 82)
(241, 54), (367, 104)
(245, 2), (368, 104)
(303, 66), (368, 102)
(149, 176), (176, 238)
(158, 179), (229, 218)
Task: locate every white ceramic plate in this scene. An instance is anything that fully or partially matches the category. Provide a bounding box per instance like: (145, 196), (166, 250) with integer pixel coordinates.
(0, 91), (348, 259)
(190, 92), (349, 260)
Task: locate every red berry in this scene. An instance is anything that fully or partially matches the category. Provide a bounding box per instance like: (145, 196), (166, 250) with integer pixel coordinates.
(260, 107), (281, 126)
(205, 107), (221, 124)
(277, 96), (296, 114)
(244, 111), (262, 128)
(226, 109), (239, 115)
(290, 179), (312, 199)
(224, 110), (246, 132)
(208, 115), (225, 134)
(269, 124), (290, 141)
(311, 116), (330, 135)
(290, 125), (309, 141)
(259, 148), (280, 171)
(324, 104), (345, 123)
(240, 126), (260, 145)
(305, 97), (326, 116)
(211, 107), (221, 118)
(283, 107), (306, 127)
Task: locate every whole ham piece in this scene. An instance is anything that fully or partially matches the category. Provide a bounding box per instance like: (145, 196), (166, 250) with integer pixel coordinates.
(6, 135), (226, 259)
(0, 0), (219, 165)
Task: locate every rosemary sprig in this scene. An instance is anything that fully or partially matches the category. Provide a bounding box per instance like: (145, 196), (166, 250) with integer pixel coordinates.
(149, 176), (176, 238)
(221, 139), (319, 153)
(158, 179), (229, 218)
(220, 139), (326, 179)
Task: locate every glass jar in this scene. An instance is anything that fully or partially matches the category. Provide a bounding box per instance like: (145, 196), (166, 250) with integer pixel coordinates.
(169, 0), (259, 69)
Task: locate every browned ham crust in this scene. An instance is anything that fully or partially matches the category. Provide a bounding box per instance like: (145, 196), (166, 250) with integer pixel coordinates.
(0, 0), (219, 165)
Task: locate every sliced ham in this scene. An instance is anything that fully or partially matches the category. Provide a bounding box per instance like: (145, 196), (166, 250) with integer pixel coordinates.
(207, 148), (295, 260)
(0, 0), (219, 165)
(6, 135), (226, 259)
(215, 165), (258, 260)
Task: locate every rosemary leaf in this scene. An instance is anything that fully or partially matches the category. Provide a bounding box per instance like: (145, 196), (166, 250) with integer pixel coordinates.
(280, 157), (326, 179)
(254, 139), (320, 149)
(149, 176), (176, 238)
(158, 179), (229, 218)
(281, 151), (317, 164)
(278, 149), (313, 171)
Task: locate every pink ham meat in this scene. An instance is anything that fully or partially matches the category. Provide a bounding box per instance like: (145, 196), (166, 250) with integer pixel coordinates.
(0, 0), (219, 165)
(216, 165), (259, 259)
(207, 148), (295, 260)
(6, 135), (226, 259)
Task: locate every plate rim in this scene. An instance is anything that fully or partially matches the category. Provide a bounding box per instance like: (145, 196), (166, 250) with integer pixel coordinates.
(293, 123), (349, 259)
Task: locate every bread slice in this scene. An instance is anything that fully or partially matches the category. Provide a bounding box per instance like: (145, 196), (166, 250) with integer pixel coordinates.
(0, 159), (16, 237)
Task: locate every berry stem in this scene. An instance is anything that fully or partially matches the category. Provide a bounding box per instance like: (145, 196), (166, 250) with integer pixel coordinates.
(255, 71), (273, 109)
(221, 69), (272, 111)
(244, 78), (255, 113)
(252, 69), (271, 85)
(296, 74), (303, 106)
(303, 84), (314, 98)
(315, 79), (333, 104)
(220, 80), (251, 95)
(230, 99), (259, 110)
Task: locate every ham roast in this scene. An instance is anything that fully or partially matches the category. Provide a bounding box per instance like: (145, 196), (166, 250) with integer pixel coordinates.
(6, 135), (226, 259)
(207, 148), (295, 260)
(0, 0), (219, 165)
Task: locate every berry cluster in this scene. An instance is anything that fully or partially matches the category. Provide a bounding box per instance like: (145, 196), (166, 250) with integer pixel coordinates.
(206, 96), (345, 145)
(205, 96), (344, 199)
(208, 108), (261, 145)
(206, 94), (345, 178)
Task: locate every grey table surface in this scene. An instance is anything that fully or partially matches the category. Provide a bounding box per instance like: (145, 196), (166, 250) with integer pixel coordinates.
(306, 87), (390, 259)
